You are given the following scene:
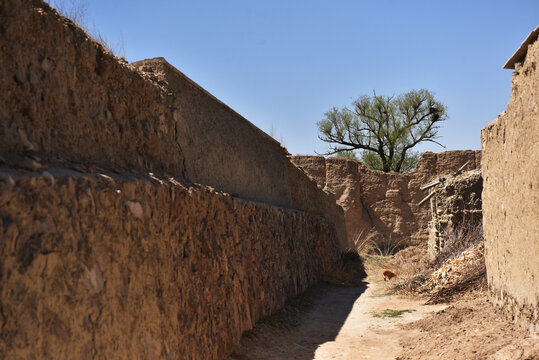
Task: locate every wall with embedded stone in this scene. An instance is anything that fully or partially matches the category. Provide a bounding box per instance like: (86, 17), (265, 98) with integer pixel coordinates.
(291, 150), (481, 248)
(0, 168), (339, 359)
(481, 28), (539, 332)
(0, 0), (348, 358)
(0, 0), (347, 248)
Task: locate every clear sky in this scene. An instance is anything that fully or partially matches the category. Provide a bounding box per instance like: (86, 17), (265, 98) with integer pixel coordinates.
(52, 0), (538, 156)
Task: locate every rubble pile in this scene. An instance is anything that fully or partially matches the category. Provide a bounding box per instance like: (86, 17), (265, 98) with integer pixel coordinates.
(420, 242), (484, 294)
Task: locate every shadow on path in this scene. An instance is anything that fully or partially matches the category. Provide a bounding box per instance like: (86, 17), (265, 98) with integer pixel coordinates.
(227, 282), (368, 360)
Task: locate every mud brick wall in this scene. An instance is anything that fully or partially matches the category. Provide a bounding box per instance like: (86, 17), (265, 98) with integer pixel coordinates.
(291, 150), (481, 247)
(0, 168), (340, 359)
(0, 0), (347, 358)
(481, 30), (539, 332)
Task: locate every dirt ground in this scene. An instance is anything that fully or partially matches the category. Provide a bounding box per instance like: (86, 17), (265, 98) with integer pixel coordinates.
(226, 261), (538, 360)
(398, 291), (537, 359)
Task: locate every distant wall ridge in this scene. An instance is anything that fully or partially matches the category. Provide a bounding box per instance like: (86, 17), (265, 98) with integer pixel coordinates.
(291, 150), (481, 247)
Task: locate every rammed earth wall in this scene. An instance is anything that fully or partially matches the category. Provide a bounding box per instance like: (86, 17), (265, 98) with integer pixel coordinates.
(131, 58), (348, 247)
(0, 169), (339, 359)
(0, 0), (347, 248)
(481, 28), (539, 332)
(0, 0), (347, 358)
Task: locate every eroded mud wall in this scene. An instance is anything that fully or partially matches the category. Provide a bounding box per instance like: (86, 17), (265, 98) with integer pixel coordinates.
(481, 30), (539, 332)
(0, 0), (184, 177)
(0, 0), (346, 358)
(292, 151), (481, 247)
(130, 58), (348, 247)
(0, 0), (347, 249)
(0, 169), (339, 359)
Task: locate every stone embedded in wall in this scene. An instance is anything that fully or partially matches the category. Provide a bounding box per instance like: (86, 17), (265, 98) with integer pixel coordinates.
(0, 168), (340, 359)
(0, 1), (353, 358)
(291, 150), (481, 249)
(481, 27), (539, 332)
(0, 0), (348, 249)
(427, 169), (483, 259)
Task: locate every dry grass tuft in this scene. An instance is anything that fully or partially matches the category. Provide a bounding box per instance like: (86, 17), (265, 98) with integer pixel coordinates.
(46, 0), (126, 59)
(352, 228), (407, 257)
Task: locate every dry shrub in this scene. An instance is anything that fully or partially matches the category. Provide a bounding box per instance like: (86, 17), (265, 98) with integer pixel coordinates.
(326, 249), (367, 286)
(391, 246), (434, 294)
(434, 221), (483, 266)
(425, 257), (486, 304)
(393, 221), (486, 302)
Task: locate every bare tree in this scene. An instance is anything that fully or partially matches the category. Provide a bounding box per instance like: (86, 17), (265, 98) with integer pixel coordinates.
(318, 89), (447, 172)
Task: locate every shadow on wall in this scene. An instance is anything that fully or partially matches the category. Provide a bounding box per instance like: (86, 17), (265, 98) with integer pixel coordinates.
(228, 283), (368, 360)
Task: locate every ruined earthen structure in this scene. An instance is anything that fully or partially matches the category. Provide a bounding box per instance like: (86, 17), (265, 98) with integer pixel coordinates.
(427, 169), (483, 259)
(482, 26), (539, 332)
(0, 1), (348, 358)
(292, 151), (481, 249)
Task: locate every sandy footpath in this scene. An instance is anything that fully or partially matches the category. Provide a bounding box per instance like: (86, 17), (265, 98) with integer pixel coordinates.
(228, 277), (446, 360)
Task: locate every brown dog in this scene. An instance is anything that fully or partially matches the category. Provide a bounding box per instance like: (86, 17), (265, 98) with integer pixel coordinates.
(382, 269), (397, 281)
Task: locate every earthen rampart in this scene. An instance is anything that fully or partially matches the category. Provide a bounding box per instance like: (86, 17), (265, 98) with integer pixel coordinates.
(131, 58), (348, 247)
(292, 150), (481, 248)
(0, 0), (349, 358)
(0, 0), (346, 249)
(481, 27), (539, 332)
(0, 168), (339, 359)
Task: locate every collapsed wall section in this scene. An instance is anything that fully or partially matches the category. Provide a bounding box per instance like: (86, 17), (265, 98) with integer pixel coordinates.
(0, 168), (339, 359)
(481, 28), (539, 332)
(292, 150), (481, 248)
(427, 169), (483, 259)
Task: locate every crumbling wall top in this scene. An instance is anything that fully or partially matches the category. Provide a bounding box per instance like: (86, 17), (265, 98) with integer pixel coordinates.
(503, 25), (539, 69)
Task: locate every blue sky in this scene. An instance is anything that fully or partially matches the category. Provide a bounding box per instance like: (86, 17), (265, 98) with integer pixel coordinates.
(53, 0), (538, 155)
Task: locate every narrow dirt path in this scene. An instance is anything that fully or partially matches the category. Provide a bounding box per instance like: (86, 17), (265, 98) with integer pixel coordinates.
(228, 277), (446, 360)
